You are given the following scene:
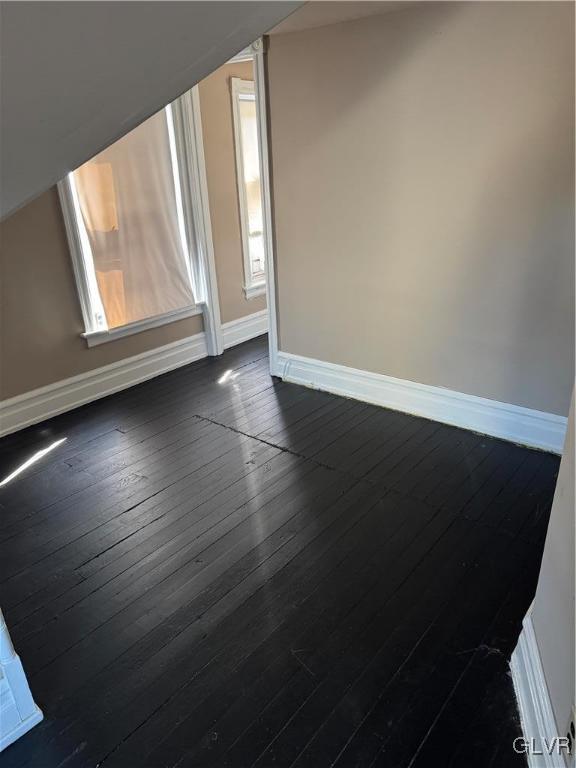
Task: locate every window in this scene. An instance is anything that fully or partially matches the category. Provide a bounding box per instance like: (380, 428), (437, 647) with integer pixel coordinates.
(59, 105), (202, 346)
(230, 77), (266, 299)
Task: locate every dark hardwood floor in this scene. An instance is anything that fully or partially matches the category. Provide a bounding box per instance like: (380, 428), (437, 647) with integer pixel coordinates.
(0, 336), (559, 767)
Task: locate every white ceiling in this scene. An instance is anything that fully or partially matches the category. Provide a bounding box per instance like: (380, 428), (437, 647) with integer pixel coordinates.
(270, 1), (417, 35)
(0, 1), (302, 219)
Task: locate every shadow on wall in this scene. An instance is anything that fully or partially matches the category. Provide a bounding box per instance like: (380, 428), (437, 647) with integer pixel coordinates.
(268, 1), (462, 348)
(270, 3), (462, 145)
(455, 88), (575, 413)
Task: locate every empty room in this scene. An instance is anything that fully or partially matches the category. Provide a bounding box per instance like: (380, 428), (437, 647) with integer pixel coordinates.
(0, 2), (574, 767)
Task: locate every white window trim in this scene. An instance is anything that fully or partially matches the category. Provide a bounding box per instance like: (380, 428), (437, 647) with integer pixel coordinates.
(57, 101), (223, 353)
(230, 76), (266, 300)
(243, 281), (266, 300)
(57, 175), (109, 334)
(170, 87), (224, 355)
(80, 304), (204, 347)
(228, 46), (254, 64)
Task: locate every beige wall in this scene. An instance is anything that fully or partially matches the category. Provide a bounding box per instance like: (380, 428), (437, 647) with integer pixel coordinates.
(268, 1), (575, 416)
(531, 390), (574, 731)
(0, 188), (204, 399)
(199, 61), (267, 324)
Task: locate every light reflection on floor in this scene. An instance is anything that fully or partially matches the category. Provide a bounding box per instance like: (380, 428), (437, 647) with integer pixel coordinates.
(0, 437), (68, 487)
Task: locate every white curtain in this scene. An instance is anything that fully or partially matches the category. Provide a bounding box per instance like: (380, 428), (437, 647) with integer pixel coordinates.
(73, 109), (195, 328)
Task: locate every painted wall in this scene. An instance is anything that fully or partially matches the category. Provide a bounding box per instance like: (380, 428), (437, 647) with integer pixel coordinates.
(531, 391), (575, 732)
(199, 61), (267, 324)
(0, 188), (204, 400)
(267, 1), (575, 416)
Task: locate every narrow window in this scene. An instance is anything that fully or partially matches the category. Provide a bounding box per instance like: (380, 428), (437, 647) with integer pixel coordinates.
(60, 106), (200, 344)
(230, 77), (266, 299)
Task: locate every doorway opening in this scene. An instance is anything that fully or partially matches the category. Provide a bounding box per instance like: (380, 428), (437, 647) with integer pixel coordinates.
(194, 39), (278, 372)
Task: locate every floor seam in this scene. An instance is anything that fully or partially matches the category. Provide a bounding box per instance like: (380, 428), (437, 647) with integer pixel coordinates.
(192, 414), (448, 514)
(193, 413), (355, 480)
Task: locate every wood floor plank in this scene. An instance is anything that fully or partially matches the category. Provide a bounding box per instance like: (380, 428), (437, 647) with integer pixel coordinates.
(8, 443), (285, 632)
(1, 425), (245, 581)
(227, 514), (474, 768)
(0, 336), (557, 768)
(15, 451), (311, 659)
(322, 531), (526, 768)
(368, 540), (538, 768)
(161, 529), (410, 762)
(4, 440), (281, 624)
(7, 480), (375, 768)
(142, 493), (442, 768)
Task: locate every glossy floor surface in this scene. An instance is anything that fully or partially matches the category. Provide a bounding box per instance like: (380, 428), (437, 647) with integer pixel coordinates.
(0, 337), (558, 767)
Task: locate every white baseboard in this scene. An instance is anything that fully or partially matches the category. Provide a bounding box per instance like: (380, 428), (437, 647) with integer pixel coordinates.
(0, 695), (43, 753)
(274, 351), (567, 454)
(222, 309), (268, 349)
(1, 610), (43, 751)
(0, 333), (208, 438)
(511, 614), (569, 768)
(0, 311), (271, 438)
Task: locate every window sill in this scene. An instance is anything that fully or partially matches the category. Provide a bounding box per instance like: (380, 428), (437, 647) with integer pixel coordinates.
(82, 305), (204, 347)
(243, 282), (266, 300)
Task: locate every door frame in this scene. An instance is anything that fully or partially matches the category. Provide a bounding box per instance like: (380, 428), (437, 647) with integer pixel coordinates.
(228, 38), (279, 375)
(252, 38), (280, 376)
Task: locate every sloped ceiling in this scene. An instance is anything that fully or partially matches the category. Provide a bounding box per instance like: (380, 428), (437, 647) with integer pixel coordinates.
(0, 1), (301, 219)
(270, 1), (415, 34)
